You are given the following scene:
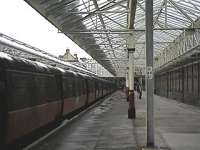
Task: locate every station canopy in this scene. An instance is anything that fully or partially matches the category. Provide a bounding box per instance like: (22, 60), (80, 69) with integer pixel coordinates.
(25, 0), (200, 77)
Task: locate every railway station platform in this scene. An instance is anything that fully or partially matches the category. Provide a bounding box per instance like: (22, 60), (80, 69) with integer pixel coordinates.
(26, 91), (200, 150)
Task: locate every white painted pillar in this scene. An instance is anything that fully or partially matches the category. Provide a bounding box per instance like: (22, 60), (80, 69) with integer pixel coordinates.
(127, 33), (136, 119)
(128, 50), (134, 91)
(126, 71), (129, 88)
(127, 34), (135, 91)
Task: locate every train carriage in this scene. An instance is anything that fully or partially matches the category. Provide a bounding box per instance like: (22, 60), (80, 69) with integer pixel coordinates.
(0, 53), (62, 145)
(0, 52), (117, 148)
(87, 77), (96, 104)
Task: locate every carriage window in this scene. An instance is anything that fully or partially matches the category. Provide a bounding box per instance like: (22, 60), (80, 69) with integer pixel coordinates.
(63, 77), (75, 98)
(0, 71), (5, 92)
(7, 71), (35, 110)
(7, 71), (60, 111)
(82, 80), (86, 94)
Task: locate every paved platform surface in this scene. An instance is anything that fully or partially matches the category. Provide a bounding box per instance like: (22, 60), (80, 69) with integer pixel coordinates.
(27, 91), (200, 150)
(135, 93), (200, 150)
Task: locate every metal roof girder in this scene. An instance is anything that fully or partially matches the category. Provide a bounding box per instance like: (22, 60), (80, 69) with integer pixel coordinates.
(73, 0), (126, 26)
(158, 16), (190, 27)
(111, 0), (128, 9)
(92, 0), (117, 61)
(104, 13), (127, 23)
(153, 0), (165, 26)
(63, 10), (129, 14)
(102, 14), (127, 29)
(156, 19), (178, 29)
(45, 0), (79, 16)
(159, 13), (192, 24)
(137, 1), (145, 11)
(60, 0), (116, 29)
(81, 0), (97, 28)
(177, 2), (200, 14)
(102, 11), (127, 21)
(128, 0), (137, 29)
(168, 0), (194, 23)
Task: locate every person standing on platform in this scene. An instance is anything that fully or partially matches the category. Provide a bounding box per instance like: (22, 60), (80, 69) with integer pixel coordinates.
(134, 79), (142, 99)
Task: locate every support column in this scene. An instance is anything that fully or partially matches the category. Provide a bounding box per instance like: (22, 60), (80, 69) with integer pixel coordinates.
(127, 35), (136, 119)
(146, 0), (155, 147)
(127, 0), (137, 119)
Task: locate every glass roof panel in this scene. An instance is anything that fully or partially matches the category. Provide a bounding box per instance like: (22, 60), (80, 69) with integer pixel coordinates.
(25, 0), (200, 76)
